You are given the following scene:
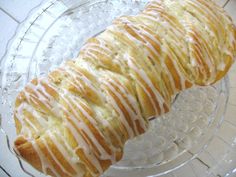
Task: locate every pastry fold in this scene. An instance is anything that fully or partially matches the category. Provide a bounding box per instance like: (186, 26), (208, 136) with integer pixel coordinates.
(14, 0), (236, 176)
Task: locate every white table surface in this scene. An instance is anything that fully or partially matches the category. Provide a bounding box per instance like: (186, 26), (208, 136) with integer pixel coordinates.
(0, 0), (236, 177)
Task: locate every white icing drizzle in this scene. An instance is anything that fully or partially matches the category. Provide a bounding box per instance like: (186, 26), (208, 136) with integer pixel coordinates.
(27, 82), (52, 107)
(31, 139), (61, 177)
(163, 51), (188, 90)
(103, 80), (139, 135)
(65, 121), (103, 174)
(64, 65), (103, 102)
(76, 100), (123, 151)
(141, 0), (189, 91)
(15, 104), (34, 137)
(17, 81), (57, 138)
(117, 17), (161, 58)
(69, 97), (112, 158)
(84, 46), (111, 59)
(186, 0), (224, 39)
(106, 79), (147, 131)
(16, 115), (36, 139)
(80, 50), (109, 70)
(48, 97), (105, 174)
(134, 75), (159, 115)
(61, 66), (118, 131)
(144, 29), (178, 92)
(19, 78), (108, 176)
(118, 17), (180, 95)
(148, 1), (165, 10)
(119, 17), (162, 46)
(108, 25), (143, 49)
(96, 38), (112, 51)
(17, 103), (47, 130)
(185, 23), (216, 83)
(142, 10), (184, 36)
(137, 13), (186, 91)
(22, 82), (56, 122)
(102, 83), (135, 138)
(82, 39), (113, 55)
(58, 91), (112, 160)
(49, 67), (118, 163)
(150, 12), (182, 36)
(166, 48), (187, 90)
(126, 56), (166, 114)
(64, 75), (84, 92)
(48, 131), (82, 176)
(41, 137), (73, 176)
(139, 12), (188, 89)
(94, 110), (123, 149)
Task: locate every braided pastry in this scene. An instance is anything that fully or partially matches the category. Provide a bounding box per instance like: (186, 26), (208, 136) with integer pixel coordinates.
(14, 0), (236, 176)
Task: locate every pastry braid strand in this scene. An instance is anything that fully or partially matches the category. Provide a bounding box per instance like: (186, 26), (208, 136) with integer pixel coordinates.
(14, 0), (236, 176)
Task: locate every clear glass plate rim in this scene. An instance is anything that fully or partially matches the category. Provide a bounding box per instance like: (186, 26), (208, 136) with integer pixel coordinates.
(0, 0), (232, 176)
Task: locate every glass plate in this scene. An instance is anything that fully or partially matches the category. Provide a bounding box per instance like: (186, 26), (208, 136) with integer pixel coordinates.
(0, 0), (234, 177)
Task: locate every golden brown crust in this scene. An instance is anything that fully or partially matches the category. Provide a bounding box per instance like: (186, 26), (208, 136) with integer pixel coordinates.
(14, 137), (43, 173)
(14, 0), (236, 177)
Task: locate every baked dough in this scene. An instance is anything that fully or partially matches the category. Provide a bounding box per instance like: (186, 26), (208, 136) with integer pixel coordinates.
(14, 0), (236, 176)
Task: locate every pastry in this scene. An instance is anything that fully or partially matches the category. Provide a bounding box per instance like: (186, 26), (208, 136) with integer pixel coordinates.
(13, 0), (236, 176)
